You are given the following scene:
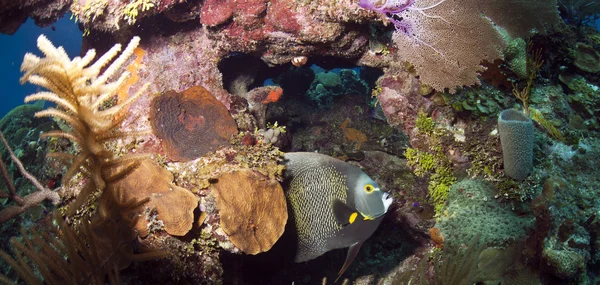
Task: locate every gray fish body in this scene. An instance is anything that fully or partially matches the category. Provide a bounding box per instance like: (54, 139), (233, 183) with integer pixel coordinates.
(283, 152), (392, 263)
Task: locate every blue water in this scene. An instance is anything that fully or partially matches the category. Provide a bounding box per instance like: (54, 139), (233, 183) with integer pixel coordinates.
(0, 14), (81, 118)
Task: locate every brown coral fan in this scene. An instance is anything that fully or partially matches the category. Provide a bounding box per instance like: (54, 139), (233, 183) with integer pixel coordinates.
(150, 85), (238, 161)
(390, 0), (561, 92)
(106, 158), (198, 237)
(210, 169), (287, 254)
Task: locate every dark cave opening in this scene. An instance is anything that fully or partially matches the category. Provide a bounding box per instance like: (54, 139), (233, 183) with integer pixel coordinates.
(218, 53), (384, 106)
(218, 54), (403, 154)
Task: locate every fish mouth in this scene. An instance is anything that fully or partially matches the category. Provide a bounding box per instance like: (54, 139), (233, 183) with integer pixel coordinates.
(382, 192), (393, 212)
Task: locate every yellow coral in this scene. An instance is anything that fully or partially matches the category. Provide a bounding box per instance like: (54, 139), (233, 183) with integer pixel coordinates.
(124, 0), (155, 25)
(20, 34), (150, 214)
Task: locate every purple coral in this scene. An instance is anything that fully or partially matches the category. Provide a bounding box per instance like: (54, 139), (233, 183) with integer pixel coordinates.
(359, 0), (415, 37)
(358, 0), (414, 14)
(359, 0), (448, 37)
(358, 0), (450, 16)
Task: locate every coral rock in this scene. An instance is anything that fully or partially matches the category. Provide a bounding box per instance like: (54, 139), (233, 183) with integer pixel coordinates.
(200, 0), (235, 27)
(245, 85), (284, 128)
(265, 0), (301, 34)
(150, 85), (238, 161)
(200, 0), (267, 29)
(574, 42), (600, 73)
(542, 248), (585, 279)
(210, 169), (287, 255)
(109, 159), (198, 237)
(378, 70), (433, 135)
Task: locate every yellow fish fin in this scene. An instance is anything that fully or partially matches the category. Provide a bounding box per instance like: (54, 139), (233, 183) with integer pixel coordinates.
(349, 212), (358, 224)
(361, 212), (376, 221)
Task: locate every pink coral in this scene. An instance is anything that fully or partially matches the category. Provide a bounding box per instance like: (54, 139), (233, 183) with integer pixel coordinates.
(200, 0), (267, 28)
(265, 0), (301, 33)
(200, 0), (234, 26)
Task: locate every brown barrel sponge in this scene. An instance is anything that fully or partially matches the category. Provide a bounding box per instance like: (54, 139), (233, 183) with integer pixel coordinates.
(210, 169), (288, 254)
(150, 86), (238, 161)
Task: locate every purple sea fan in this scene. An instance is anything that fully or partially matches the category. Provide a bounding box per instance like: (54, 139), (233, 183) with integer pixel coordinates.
(358, 0), (415, 14)
(358, 0), (448, 16)
(357, 0), (562, 93)
(359, 0), (450, 50)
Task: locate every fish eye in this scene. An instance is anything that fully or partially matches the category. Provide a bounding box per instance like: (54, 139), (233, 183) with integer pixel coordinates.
(364, 184), (374, 193)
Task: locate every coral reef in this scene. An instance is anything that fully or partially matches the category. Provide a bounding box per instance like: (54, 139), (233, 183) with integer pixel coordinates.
(504, 37), (528, 79)
(559, 0), (600, 25)
(306, 68), (370, 108)
(0, 102), (57, 193)
(170, 134), (285, 190)
(0, 34), (174, 284)
(4, 0), (600, 284)
(210, 169), (287, 255)
(149, 85), (238, 161)
(404, 112), (456, 216)
(435, 179), (533, 248)
(450, 85), (509, 117)
(107, 158), (198, 237)
(377, 64), (432, 135)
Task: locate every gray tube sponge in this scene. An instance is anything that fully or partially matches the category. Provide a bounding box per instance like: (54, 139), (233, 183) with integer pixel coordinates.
(498, 109), (534, 180)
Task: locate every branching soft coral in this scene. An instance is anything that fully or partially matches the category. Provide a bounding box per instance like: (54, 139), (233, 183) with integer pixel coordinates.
(20, 34), (150, 215)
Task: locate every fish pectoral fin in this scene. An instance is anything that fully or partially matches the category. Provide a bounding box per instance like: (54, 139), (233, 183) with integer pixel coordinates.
(333, 199), (357, 225)
(335, 241), (363, 283)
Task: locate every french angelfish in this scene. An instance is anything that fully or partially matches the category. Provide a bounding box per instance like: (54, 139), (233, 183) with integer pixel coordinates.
(283, 152), (393, 281)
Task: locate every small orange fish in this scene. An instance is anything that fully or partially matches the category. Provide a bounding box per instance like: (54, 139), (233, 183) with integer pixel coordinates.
(262, 86), (283, 104)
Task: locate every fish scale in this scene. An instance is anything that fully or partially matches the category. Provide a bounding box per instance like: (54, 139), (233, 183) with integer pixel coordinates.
(287, 164), (347, 262)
